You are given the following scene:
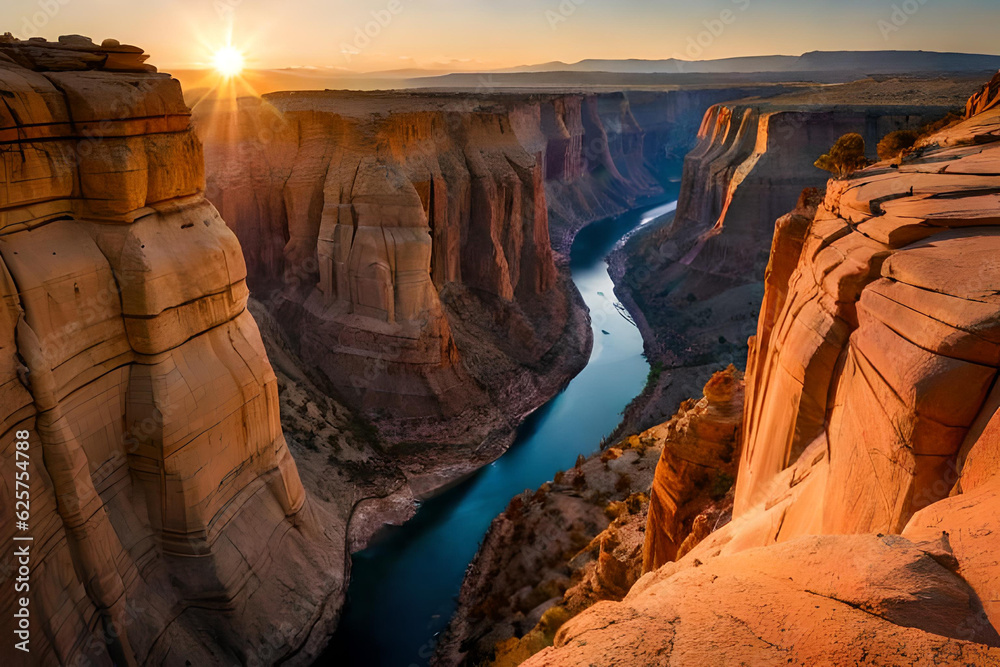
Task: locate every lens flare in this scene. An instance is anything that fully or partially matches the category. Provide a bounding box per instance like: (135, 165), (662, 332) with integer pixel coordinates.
(212, 46), (245, 77)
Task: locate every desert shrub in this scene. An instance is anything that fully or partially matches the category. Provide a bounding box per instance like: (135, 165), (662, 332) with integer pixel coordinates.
(710, 472), (736, 500)
(877, 130), (918, 161)
(625, 492), (648, 514)
(797, 186), (824, 210)
(605, 500), (627, 520)
(815, 133), (870, 178)
(917, 110), (963, 140)
(615, 472), (633, 493)
(644, 361), (664, 392)
(538, 604), (574, 636)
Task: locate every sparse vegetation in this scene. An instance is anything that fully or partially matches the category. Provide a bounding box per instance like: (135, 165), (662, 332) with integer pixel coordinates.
(615, 472), (633, 493)
(917, 110), (963, 140)
(877, 129), (918, 161)
(710, 472), (736, 500)
(644, 361), (665, 392)
(815, 133), (870, 178)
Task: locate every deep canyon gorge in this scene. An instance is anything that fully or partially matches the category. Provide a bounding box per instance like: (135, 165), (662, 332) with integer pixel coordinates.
(5, 30), (1000, 667)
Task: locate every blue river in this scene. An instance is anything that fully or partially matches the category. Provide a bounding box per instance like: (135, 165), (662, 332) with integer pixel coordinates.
(324, 199), (678, 666)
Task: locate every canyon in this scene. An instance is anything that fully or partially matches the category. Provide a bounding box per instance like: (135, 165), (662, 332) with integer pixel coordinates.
(0, 34), (794, 666)
(611, 75), (985, 434)
(5, 29), (1000, 667)
(521, 71), (1000, 666)
(194, 84), (789, 458)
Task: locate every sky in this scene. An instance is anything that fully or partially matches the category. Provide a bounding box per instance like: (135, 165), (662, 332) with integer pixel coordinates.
(2, 0), (999, 72)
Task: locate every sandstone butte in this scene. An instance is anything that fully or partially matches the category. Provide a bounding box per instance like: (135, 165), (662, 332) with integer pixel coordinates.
(524, 71), (1000, 666)
(0, 36), (344, 665)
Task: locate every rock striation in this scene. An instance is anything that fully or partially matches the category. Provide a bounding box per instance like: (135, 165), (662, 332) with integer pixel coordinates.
(0, 37), (341, 666)
(611, 76), (984, 434)
(196, 86), (780, 450)
(525, 73), (1000, 666)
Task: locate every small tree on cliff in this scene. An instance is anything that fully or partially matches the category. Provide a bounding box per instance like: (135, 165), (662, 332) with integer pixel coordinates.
(815, 133), (870, 179)
(877, 130), (918, 161)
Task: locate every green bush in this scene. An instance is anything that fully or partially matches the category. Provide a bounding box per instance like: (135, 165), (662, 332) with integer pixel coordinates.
(815, 133), (870, 178)
(877, 130), (918, 161)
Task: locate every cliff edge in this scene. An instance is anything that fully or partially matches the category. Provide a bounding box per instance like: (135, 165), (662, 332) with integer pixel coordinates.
(0, 36), (341, 666)
(526, 72), (1000, 666)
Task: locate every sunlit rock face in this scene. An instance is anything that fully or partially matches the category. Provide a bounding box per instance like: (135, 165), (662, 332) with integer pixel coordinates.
(641, 366), (743, 572)
(524, 76), (1000, 665)
(0, 37), (340, 666)
(611, 91), (967, 433)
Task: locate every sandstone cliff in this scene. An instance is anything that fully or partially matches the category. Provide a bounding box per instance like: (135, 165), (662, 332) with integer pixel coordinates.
(526, 73), (1000, 665)
(611, 76), (984, 434)
(196, 86), (784, 453)
(0, 37), (342, 666)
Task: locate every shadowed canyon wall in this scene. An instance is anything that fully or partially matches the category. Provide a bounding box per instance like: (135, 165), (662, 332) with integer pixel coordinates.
(196, 86), (781, 449)
(526, 73), (1000, 666)
(0, 37), (343, 666)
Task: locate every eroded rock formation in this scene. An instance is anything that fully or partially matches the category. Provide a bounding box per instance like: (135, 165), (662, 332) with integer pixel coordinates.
(196, 86), (785, 450)
(0, 37), (341, 666)
(611, 77), (983, 434)
(435, 368), (742, 666)
(525, 73), (1000, 666)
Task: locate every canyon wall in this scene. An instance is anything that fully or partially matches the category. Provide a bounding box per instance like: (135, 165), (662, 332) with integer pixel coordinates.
(196, 86), (780, 450)
(612, 78), (980, 433)
(526, 74), (1000, 665)
(0, 37), (341, 666)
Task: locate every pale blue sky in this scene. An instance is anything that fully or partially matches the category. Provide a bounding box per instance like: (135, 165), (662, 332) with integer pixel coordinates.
(2, 0), (996, 70)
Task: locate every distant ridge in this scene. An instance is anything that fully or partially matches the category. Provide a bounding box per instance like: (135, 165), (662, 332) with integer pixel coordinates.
(494, 50), (1000, 75)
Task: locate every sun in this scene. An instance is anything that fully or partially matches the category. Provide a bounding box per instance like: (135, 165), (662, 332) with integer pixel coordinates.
(212, 46), (245, 78)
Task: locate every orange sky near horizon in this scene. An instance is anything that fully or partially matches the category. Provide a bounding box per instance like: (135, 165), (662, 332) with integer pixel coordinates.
(2, 0), (999, 73)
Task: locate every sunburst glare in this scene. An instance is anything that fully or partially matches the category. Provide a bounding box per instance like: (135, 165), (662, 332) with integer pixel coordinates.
(212, 46), (245, 78)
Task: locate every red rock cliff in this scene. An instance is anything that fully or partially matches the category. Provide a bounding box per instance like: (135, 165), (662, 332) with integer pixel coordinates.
(611, 78), (980, 433)
(526, 75), (1000, 666)
(0, 37), (341, 666)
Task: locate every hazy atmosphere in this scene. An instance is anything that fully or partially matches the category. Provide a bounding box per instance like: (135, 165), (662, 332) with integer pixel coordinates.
(3, 0), (1000, 70)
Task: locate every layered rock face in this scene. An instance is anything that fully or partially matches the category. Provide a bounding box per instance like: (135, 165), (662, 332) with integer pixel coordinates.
(0, 38), (340, 666)
(197, 92), (596, 447)
(526, 75), (1000, 665)
(197, 87), (775, 449)
(612, 78), (981, 433)
(641, 366), (742, 572)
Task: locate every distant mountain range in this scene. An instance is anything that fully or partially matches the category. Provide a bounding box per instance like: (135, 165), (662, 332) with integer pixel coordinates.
(497, 51), (1000, 75)
(176, 50), (1000, 98)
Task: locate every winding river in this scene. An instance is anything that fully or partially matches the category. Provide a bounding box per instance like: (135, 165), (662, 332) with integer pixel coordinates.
(326, 199), (678, 666)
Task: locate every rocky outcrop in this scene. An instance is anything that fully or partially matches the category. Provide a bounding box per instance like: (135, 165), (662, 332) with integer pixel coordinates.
(611, 77), (983, 434)
(435, 369), (744, 666)
(966, 70), (1000, 117)
(199, 91), (649, 449)
(432, 423), (660, 667)
(0, 38), (341, 666)
(641, 366), (742, 572)
(525, 75), (1000, 665)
